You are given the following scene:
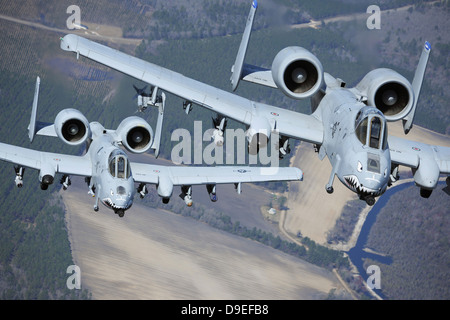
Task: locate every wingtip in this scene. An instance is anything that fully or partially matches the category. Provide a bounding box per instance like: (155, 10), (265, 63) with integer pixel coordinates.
(252, 0), (257, 9)
(425, 41), (431, 51)
(297, 167), (303, 181)
(60, 34), (78, 52)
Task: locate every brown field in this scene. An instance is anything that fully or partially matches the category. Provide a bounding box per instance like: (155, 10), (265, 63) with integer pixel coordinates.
(63, 179), (345, 300)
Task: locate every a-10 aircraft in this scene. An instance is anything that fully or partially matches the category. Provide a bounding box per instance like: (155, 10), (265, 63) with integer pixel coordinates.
(0, 77), (302, 217)
(60, 0), (450, 206)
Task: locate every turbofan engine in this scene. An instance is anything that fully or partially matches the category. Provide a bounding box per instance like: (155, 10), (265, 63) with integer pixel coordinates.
(54, 109), (90, 145)
(116, 116), (154, 153)
(39, 162), (56, 190)
(271, 46), (324, 100)
(355, 68), (414, 121)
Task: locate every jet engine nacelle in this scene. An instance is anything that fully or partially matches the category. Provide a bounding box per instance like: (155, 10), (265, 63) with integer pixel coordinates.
(54, 109), (90, 145)
(116, 116), (154, 154)
(39, 162), (56, 190)
(412, 156), (440, 197)
(157, 174), (173, 199)
(247, 116), (272, 155)
(356, 68), (414, 122)
(271, 46), (324, 100)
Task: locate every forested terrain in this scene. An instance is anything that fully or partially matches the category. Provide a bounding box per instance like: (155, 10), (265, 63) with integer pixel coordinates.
(327, 199), (366, 244)
(365, 183), (449, 299)
(134, 1), (450, 134)
(0, 0), (448, 299)
(0, 15), (110, 298)
(0, 72), (91, 299)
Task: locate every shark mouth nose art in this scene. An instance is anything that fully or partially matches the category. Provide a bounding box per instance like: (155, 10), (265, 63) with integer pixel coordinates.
(102, 198), (131, 211)
(343, 175), (384, 196)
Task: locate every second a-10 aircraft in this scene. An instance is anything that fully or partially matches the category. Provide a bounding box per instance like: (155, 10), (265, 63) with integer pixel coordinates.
(59, 0), (449, 206)
(0, 77), (302, 217)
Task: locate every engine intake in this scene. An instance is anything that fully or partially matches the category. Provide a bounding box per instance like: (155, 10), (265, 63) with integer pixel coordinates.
(116, 116), (154, 153)
(356, 68), (414, 122)
(272, 47), (324, 99)
(54, 109), (90, 145)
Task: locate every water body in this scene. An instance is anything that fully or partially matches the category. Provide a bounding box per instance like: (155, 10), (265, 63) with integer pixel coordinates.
(347, 181), (413, 299)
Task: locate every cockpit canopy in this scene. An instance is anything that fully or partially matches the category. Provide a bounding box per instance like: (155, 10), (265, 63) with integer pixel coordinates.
(355, 107), (388, 150)
(108, 150), (131, 179)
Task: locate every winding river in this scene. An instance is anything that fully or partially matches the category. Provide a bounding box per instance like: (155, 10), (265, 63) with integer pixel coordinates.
(347, 179), (448, 299)
(346, 181), (413, 299)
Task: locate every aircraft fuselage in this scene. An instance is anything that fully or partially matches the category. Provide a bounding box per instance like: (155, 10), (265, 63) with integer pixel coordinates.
(87, 122), (135, 216)
(319, 88), (390, 204)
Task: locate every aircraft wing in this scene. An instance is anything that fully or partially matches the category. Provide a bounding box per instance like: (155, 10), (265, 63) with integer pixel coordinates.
(130, 162), (303, 185)
(388, 136), (450, 174)
(0, 142), (92, 177)
(60, 34), (324, 145)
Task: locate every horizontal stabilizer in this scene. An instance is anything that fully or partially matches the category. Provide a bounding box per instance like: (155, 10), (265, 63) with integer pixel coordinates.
(241, 64), (277, 88)
(150, 92), (166, 158)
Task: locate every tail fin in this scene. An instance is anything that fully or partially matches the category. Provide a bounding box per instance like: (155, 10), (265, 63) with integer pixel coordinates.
(28, 76), (40, 142)
(402, 41), (431, 134)
(150, 92), (165, 158)
(230, 0), (258, 91)
(27, 76), (56, 142)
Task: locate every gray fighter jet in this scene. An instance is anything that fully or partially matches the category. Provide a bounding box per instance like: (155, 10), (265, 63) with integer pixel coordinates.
(0, 77), (302, 217)
(60, 1), (449, 206)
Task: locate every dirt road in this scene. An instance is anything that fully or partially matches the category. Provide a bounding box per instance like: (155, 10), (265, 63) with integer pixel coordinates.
(0, 14), (142, 46)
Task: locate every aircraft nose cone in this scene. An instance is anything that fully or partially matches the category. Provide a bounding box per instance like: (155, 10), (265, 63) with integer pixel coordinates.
(343, 174), (387, 197)
(103, 195), (132, 212)
(361, 175), (388, 195)
(362, 178), (380, 191)
(113, 197), (130, 209)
